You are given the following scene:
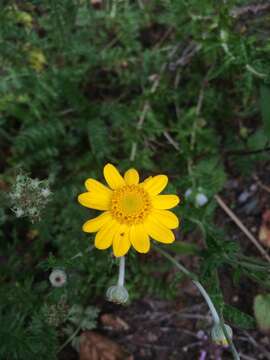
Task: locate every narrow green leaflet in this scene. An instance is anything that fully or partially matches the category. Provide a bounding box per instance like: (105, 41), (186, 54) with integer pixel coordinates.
(260, 84), (270, 138)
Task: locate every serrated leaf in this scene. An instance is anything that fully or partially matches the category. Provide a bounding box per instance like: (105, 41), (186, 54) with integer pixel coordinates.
(260, 84), (270, 138)
(88, 120), (110, 162)
(192, 158), (226, 195)
(169, 241), (199, 255)
(224, 304), (255, 330)
(254, 294), (270, 332)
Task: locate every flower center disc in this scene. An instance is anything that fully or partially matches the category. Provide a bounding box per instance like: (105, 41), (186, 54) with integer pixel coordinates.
(110, 185), (151, 225)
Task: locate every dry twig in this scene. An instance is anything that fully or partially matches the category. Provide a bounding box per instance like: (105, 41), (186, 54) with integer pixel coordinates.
(215, 194), (270, 263)
(253, 175), (270, 194)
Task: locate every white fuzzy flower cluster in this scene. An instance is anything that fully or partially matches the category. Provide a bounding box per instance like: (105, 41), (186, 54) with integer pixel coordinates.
(9, 173), (52, 222)
(185, 187), (209, 207)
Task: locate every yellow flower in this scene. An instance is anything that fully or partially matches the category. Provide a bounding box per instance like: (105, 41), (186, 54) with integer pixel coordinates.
(28, 49), (46, 72)
(78, 164), (180, 257)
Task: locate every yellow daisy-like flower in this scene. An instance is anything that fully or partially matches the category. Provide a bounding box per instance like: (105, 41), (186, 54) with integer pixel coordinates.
(78, 164), (180, 257)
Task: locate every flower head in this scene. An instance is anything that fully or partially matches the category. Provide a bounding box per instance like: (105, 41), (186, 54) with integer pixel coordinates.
(49, 269), (67, 288)
(8, 173), (52, 223)
(78, 164), (180, 257)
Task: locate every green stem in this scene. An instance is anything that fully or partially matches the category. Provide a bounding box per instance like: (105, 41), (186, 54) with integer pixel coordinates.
(153, 244), (240, 360)
(153, 244), (197, 280)
(118, 256), (125, 287)
(193, 280), (220, 324)
(57, 325), (81, 354)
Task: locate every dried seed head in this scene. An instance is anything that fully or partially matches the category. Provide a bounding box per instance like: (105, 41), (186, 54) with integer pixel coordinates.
(49, 269), (67, 288)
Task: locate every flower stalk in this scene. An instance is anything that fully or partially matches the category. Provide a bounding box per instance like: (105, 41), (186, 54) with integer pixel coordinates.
(106, 256), (129, 304)
(153, 244), (240, 360)
(118, 256), (125, 287)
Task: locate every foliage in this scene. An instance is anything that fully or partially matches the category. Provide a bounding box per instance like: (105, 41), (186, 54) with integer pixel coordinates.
(254, 294), (270, 332)
(1, 0), (270, 358)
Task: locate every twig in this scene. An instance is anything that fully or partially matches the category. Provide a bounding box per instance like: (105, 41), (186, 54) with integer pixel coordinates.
(190, 77), (207, 152)
(243, 331), (270, 360)
(226, 146), (270, 157)
(163, 130), (180, 151)
(57, 325), (81, 353)
(230, 3), (270, 18)
(238, 353), (256, 360)
(169, 42), (202, 70)
(215, 194), (270, 262)
(253, 175), (270, 194)
(129, 43), (182, 161)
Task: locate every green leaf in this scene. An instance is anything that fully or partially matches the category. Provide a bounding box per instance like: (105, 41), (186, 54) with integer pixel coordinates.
(254, 294), (270, 332)
(224, 304), (255, 330)
(169, 241), (199, 255)
(88, 119), (110, 162)
(260, 84), (270, 138)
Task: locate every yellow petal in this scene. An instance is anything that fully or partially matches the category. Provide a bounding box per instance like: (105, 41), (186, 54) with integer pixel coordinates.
(151, 209), (179, 229)
(143, 176), (152, 184)
(144, 216), (175, 243)
(85, 178), (112, 197)
(95, 220), (120, 250)
(124, 168), (139, 185)
(143, 175), (168, 195)
(152, 194), (180, 209)
(103, 163), (125, 189)
(113, 224), (131, 257)
(82, 212), (112, 233)
(130, 224), (150, 253)
(78, 192), (111, 210)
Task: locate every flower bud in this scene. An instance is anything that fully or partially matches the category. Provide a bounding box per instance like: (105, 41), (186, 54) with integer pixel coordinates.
(106, 285), (129, 304)
(184, 188), (192, 199)
(211, 323), (233, 346)
(195, 193), (208, 207)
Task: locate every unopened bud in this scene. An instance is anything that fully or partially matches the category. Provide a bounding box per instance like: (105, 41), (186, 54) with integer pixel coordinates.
(195, 193), (208, 207)
(211, 323), (233, 346)
(106, 285), (129, 304)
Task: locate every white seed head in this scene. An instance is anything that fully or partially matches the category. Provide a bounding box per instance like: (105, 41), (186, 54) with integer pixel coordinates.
(49, 269), (67, 288)
(195, 193), (208, 207)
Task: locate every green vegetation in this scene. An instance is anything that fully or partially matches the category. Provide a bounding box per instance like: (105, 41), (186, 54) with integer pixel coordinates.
(1, 0), (270, 358)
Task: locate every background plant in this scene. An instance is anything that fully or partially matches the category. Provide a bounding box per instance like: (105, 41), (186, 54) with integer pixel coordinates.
(1, 0), (270, 358)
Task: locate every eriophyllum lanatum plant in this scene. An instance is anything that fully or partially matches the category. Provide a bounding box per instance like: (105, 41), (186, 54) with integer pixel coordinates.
(78, 163), (240, 360)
